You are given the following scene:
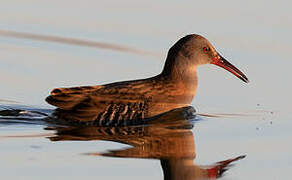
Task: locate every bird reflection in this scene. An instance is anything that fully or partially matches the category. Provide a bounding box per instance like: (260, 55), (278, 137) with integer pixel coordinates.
(47, 106), (245, 180)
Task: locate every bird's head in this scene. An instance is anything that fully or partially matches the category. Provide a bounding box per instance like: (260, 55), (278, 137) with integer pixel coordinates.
(163, 34), (249, 83)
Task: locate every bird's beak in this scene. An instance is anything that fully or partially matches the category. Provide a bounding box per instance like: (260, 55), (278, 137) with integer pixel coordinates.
(211, 54), (249, 83)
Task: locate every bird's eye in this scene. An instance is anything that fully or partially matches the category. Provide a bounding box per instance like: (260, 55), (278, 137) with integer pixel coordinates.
(203, 47), (210, 53)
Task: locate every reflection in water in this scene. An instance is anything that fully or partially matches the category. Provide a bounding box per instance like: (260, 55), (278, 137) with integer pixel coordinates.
(46, 106), (245, 180)
(0, 106), (245, 179)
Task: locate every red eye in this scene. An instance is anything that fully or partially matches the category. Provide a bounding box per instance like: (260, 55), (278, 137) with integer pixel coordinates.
(203, 47), (210, 53)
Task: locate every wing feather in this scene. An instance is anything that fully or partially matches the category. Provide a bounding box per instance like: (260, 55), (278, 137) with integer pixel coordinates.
(46, 85), (103, 110)
(46, 79), (156, 124)
(46, 83), (151, 124)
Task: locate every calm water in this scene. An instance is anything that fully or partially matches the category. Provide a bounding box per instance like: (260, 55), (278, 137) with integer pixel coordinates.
(0, 1), (292, 179)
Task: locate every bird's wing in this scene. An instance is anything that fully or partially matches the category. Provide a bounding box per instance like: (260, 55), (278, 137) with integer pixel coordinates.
(46, 83), (152, 124)
(46, 85), (104, 110)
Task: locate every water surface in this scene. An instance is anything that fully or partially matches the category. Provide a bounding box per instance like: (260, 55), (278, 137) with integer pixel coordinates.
(0, 0), (292, 179)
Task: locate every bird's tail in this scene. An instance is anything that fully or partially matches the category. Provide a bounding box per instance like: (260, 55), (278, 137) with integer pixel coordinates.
(46, 85), (102, 110)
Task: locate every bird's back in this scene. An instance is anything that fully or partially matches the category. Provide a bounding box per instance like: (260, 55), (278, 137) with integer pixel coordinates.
(46, 76), (178, 125)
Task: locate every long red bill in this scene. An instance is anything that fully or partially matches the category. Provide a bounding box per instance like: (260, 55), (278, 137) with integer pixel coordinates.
(211, 55), (249, 83)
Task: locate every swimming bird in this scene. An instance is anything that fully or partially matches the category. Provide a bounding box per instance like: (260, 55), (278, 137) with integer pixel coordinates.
(46, 34), (248, 125)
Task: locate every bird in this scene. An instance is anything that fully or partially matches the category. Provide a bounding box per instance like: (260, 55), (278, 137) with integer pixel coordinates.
(46, 34), (249, 126)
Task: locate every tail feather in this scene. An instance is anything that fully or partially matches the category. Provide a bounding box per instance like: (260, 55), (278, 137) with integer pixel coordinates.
(46, 94), (84, 110)
(50, 85), (102, 95)
(46, 85), (103, 110)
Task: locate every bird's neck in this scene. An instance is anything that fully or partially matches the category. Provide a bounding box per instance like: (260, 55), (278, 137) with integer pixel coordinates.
(159, 57), (198, 104)
(160, 66), (198, 88)
(160, 55), (198, 88)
